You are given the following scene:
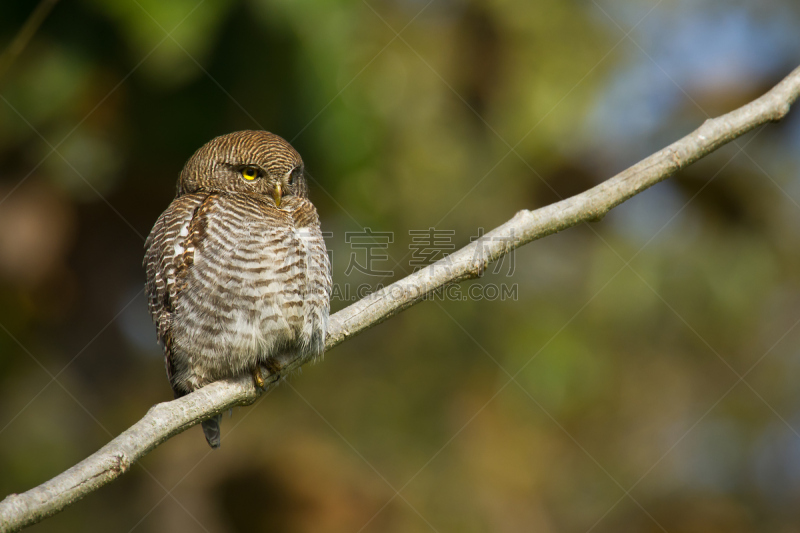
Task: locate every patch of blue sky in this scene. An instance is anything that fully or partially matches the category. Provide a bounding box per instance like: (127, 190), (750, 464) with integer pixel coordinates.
(588, 0), (800, 153)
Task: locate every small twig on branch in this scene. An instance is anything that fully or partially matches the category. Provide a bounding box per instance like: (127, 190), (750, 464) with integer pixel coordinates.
(2, 65), (799, 532)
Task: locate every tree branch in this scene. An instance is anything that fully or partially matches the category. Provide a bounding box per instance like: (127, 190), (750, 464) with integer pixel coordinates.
(2, 65), (799, 532)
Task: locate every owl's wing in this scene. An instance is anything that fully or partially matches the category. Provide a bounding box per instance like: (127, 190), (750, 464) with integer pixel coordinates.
(144, 192), (210, 390)
(290, 198), (332, 354)
(297, 202), (332, 300)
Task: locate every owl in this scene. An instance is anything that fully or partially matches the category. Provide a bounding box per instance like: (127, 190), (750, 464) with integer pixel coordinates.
(144, 131), (331, 448)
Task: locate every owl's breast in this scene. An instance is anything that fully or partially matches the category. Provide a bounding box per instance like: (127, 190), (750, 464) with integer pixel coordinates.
(171, 193), (330, 376)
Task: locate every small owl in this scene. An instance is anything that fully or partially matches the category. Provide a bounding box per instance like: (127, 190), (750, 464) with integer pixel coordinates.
(144, 131), (331, 448)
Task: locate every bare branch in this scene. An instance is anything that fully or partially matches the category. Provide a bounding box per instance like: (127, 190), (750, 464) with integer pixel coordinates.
(2, 65), (799, 533)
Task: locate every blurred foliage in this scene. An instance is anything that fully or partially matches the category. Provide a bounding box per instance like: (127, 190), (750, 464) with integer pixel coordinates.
(1, 0), (800, 532)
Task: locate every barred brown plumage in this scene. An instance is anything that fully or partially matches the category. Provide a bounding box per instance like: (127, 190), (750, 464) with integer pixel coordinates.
(143, 131), (331, 448)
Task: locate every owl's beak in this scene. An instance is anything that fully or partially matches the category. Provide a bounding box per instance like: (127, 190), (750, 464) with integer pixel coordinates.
(273, 183), (282, 207)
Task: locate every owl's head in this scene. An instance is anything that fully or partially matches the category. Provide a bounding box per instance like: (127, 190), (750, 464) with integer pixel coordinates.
(177, 131), (307, 206)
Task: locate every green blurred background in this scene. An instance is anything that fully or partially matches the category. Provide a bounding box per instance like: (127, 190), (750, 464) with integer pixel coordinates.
(2, 0), (800, 531)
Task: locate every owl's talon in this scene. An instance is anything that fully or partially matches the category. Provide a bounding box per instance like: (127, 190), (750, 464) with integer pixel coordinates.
(252, 367), (266, 389)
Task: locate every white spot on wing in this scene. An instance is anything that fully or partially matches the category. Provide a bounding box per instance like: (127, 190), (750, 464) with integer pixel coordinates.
(295, 227), (313, 255)
(174, 219), (191, 257)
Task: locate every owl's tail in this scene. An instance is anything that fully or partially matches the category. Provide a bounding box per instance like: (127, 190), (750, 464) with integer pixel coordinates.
(201, 415), (222, 448)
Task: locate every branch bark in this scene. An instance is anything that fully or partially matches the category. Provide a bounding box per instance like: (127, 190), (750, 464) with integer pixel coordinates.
(2, 65), (800, 532)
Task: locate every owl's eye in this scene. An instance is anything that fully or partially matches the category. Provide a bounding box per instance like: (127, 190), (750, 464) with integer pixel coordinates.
(241, 167), (259, 181)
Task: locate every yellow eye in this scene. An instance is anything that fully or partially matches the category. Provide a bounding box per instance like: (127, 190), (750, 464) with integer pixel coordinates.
(242, 167), (258, 181)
